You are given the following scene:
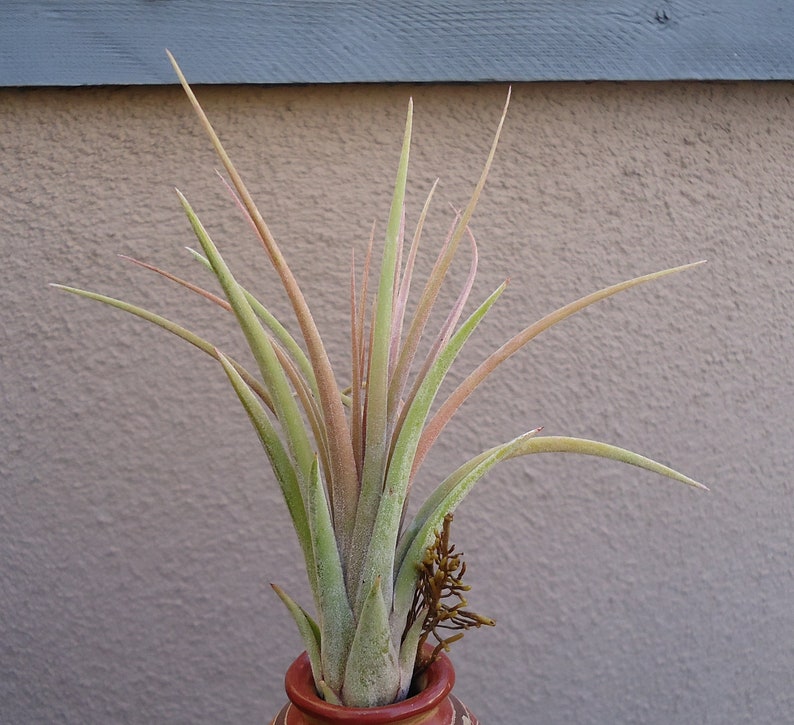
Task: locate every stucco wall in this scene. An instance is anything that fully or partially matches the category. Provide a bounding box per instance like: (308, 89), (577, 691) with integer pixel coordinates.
(2, 81), (792, 723)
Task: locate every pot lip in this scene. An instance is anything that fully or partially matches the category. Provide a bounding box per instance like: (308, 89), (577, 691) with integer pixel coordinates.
(284, 650), (455, 722)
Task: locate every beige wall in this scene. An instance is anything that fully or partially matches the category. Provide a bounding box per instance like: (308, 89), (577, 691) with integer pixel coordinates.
(2, 81), (792, 723)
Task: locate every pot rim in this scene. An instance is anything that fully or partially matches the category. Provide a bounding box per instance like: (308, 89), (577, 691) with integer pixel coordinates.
(284, 650), (455, 722)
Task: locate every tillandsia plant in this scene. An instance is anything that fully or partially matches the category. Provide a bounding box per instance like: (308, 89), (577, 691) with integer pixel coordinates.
(54, 53), (707, 708)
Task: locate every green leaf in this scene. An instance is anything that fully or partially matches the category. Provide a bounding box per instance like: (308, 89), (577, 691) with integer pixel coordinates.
(503, 435), (708, 490)
(177, 191), (316, 485)
(214, 352), (317, 599)
(396, 608), (427, 701)
(360, 281), (507, 614)
(341, 577), (400, 708)
(169, 51), (359, 560)
(392, 432), (707, 633)
(394, 429), (541, 576)
(391, 432), (534, 634)
(349, 101), (413, 602)
(305, 458), (355, 697)
(51, 284), (273, 409)
(271, 583), (323, 688)
(186, 247), (318, 398)
(414, 261), (707, 477)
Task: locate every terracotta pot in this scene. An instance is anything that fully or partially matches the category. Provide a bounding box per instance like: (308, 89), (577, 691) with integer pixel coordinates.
(270, 650), (477, 724)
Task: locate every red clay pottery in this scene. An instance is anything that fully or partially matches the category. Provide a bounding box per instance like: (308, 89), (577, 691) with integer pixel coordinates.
(270, 650), (477, 724)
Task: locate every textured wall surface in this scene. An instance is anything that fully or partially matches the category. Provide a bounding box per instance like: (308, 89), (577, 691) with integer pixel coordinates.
(2, 81), (793, 723)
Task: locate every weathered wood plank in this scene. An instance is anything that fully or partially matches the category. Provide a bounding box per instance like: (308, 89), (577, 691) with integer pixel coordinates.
(2, 1), (793, 86)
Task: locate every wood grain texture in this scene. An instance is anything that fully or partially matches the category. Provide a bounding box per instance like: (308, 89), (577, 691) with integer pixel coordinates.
(2, 0), (794, 86)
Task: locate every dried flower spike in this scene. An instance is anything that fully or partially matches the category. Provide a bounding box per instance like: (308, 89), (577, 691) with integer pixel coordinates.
(409, 514), (495, 675)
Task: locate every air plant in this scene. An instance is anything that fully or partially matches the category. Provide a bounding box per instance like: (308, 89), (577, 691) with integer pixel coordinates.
(53, 53), (706, 708)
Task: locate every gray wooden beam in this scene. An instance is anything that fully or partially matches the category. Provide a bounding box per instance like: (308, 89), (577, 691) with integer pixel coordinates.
(2, 1), (794, 86)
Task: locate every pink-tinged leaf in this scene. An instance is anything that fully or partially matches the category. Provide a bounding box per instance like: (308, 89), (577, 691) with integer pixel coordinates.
(52, 283), (273, 410)
(434, 223), (480, 349)
(394, 181), (438, 348)
(119, 254), (231, 311)
(389, 89), (510, 411)
(350, 102), (413, 601)
(388, 210), (460, 413)
(360, 280), (508, 615)
(388, 205), (407, 379)
(412, 261), (707, 479)
(350, 251), (363, 479)
(351, 224), (377, 477)
(168, 51), (359, 555)
(186, 247), (317, 398)
(216, 169), (261, 237)
(402, 225), (480, 426)
(272, 341), (332, 490)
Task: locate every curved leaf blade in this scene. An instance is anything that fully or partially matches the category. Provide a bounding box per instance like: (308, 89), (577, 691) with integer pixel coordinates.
(186, 247), (318, 398)
(391, 431), (535, 633)
(414, 261), (707, 477)
(214, 351), (316, 597)
(177, 190), (316, 484)
(504, 435), (708, 490)
(271, 583), (323, 688)
(358, 280), (508, 614)
(168, 51), (359, 557)
(51, 284), (273, 409)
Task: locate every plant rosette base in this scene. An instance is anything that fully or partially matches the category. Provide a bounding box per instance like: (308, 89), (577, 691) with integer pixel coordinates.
(270, 650), (477, 724)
